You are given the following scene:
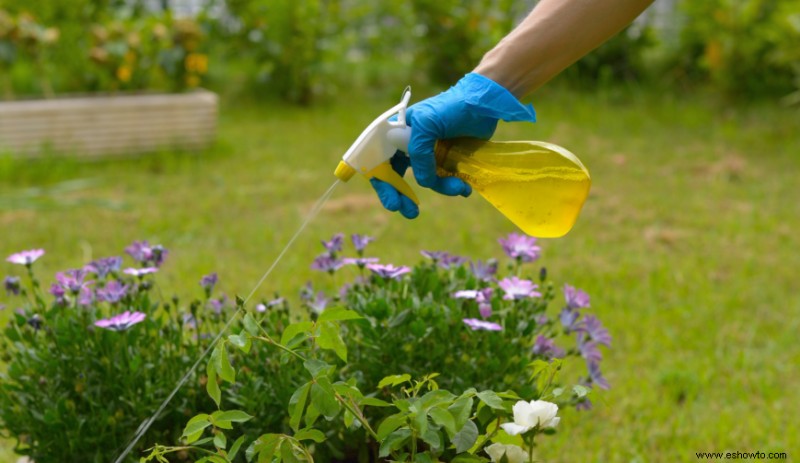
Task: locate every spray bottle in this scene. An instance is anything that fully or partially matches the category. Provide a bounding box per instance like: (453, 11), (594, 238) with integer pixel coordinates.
(333, 88), (591, 238)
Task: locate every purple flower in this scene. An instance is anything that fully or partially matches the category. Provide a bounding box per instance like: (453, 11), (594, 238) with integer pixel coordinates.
(532, 335), (566, 359)
(6, 249), (45, 265)
(208, 296), (229, 314)
(454, 287), (494, 318)
(343, 257), (379, 268)
(125, 241), (168, 267)
(579, 315), (612, 347)
(123, 267), (158, 277)
(200, 273), (218, 293)
(469, 259), (498, 282)
(49, 283), (67, 305)
(351, 234), (374, 253)
(587, 361), (610, 390)
(4, 276), (21, 296)
(125, 241), (153, 264)
(367, 263), (411, 280)
(498, 277), (541, 300)
(498, 233), (540, 262)
(439, 254), (467, 270)
(85, 257), (122, 279)
(575, 399), (593, 411)
(307, 291), (330, 315)
(578, 338), (603, 363)
(322, 233), (345, 254)
(420, 250), (450, 263)
(78, 287), (95, 307)
(535, 314), (549, 326)
(97, 280), (129, 304)
(94, 311), (146, 331)
(559, 308), (580, 332)
(258, 296), (285, 312)
(462, 318), (503, 331)
(182, 313), (197, 329)
(564, 284), (590, 309)
(55, 269), (93, 295)
(311, 254), (344, 273)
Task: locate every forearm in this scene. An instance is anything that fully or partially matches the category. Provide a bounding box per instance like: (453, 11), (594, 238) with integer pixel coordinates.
(474, 0), (654, 98)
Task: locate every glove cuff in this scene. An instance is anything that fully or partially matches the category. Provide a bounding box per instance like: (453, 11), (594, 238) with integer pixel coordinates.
(458, 73), (537, 123)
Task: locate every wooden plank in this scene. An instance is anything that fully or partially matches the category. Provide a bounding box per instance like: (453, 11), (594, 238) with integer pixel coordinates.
(0, 90), (218, 157)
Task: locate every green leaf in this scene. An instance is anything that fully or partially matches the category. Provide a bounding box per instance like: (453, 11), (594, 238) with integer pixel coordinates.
(573, 384), (590, 398)
(377, 374), (411, 389)
(303, 359), (333, 378)
(289, 382), (312, 431)
(213, 410), (254, 423)
(243, 313), (260, 336)
(420, 427), (441, 450)
(551, 387), (564, 397)
(428, 407), (456, 437)
(316, 321), (347, 362)
(311, 377), (340, 420)
(377, 413), (407, 440)
(452, 420), (479, 453)
(213, 431), (227, 450)
(251, 434), (281, 463)
(415, 452), (435, 463)
(305, 401), (320, 428)
(181, 414), (211, 443)
(229, 332), (252, 353)
(360, 397), (392, 407)
(280, 439), (300, 463)
(281, 321), (314, 346)
(294, 428), (326, 443)
(229, 435), (246, 461)
(317, 306), (362, 323)
(476, 390), (505, 410)
(451, 453), (487, 463)
(378, 429), (412, 458)
(217, 345), (236, 384)
(418, 389), (456, 411)
(206, 367), (221, 408)
(447, 397), (474, 429)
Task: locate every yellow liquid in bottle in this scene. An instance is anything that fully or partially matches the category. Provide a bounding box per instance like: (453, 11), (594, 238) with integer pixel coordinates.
(435, 138), (591, 238)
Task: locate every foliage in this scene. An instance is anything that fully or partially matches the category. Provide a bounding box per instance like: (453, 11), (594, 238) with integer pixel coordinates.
(0, 243), (221, 463)
(561, 23), (656, 86)
(672, 0), (800, 98)
(408, 0), (530, 86)
(0, 3), (207, 98)
(138, 232), (611, 462)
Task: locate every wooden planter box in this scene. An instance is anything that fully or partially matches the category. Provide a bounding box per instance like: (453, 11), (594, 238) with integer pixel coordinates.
(0, 89), (218, 157)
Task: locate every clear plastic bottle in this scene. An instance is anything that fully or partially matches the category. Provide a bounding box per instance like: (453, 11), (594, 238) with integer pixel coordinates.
(435, 138), (591, 238)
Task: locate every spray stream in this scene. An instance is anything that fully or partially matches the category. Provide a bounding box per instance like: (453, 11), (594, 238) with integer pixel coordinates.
(113, 180), (340, 463)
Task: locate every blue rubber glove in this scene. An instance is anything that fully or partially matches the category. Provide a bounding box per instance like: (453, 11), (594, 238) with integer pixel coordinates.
(371, 72), (537, 219)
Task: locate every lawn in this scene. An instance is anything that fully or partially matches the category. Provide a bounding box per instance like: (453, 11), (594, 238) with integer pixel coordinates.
(1, 85), (798, 462)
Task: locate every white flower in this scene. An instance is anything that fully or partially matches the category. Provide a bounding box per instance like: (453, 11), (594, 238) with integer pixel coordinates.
(485, 443), (528, 463)
(500, 400), (560, 436)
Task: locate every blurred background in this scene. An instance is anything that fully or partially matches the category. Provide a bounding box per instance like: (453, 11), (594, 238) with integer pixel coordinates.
(1, 0), (799, 461)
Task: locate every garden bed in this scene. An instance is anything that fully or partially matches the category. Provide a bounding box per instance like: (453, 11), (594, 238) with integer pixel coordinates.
(0, 89), (217, 157)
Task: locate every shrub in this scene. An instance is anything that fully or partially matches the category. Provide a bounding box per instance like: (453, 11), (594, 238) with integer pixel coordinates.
(0, 243), (218, 463)
(673, 0), (800, 98)
(143, 232), (612, 462)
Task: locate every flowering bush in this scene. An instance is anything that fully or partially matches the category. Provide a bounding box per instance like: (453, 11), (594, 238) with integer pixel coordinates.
(143, 232), (612, 462)
(0, 242), (221, 463)
(1, 233), (612, 462)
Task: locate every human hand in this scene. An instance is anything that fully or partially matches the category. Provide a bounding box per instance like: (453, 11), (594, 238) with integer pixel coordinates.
(371, 72), (537, 219)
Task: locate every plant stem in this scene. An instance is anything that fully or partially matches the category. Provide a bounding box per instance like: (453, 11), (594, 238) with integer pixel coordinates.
(254, 335), (306, 361)
(334, 391), (379, 441)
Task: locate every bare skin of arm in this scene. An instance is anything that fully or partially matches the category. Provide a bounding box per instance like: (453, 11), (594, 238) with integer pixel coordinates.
(474, 0), (655, 98)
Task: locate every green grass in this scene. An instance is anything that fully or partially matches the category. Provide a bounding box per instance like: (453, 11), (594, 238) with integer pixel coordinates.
(1, 86), (798, 462)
